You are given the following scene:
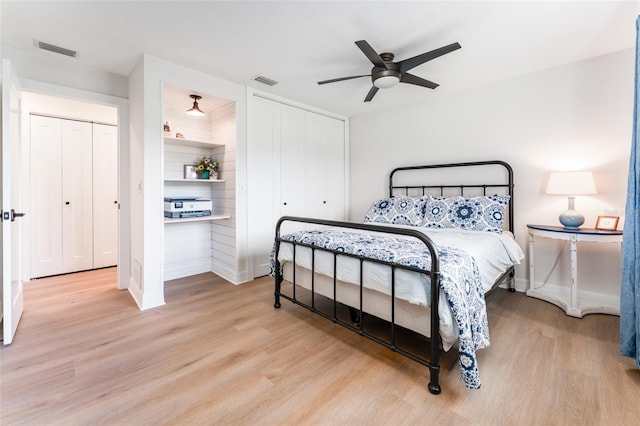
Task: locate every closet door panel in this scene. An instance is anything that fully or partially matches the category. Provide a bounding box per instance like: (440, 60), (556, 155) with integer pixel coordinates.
(248, 98), (280, 277)
(92, 123), (118, 268)
(30, 116), (63, 278)
(305, 112), (345, 220)
(278, 105), (306, 218)
(61, 120), (93, 273)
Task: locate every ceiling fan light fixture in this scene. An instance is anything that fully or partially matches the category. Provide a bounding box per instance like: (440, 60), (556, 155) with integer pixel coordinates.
(186, 94), (206, 117)
(318, 39), (461, 102)
(373, 75), (400, 89)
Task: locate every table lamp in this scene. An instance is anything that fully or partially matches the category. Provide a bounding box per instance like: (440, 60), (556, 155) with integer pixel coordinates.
(546, 171), (597, 229)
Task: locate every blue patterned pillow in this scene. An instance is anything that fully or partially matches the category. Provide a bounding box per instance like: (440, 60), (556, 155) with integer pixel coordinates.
(423, 195), (510, 233)
(363, 196), (429, 226)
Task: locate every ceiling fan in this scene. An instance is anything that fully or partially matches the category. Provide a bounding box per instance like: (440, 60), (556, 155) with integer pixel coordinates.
(318, 40), (461, 102)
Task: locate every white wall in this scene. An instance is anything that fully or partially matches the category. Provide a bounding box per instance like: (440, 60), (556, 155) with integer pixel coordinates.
(1, 45), (128, 99)
(350, 48), (634, 303)
(128, 54), (248, 310)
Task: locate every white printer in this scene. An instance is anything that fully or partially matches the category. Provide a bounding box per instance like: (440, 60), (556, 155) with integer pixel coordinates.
(164, 197), (212, 218)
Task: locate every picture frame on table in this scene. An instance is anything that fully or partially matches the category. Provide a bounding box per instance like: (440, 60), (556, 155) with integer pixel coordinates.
(183, 164), (197, 180)
(595, 215), (619, 231)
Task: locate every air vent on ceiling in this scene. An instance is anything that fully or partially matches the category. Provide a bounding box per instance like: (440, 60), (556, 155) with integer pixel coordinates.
(254, 75), (278, 86)
(36, 40), (77, 58)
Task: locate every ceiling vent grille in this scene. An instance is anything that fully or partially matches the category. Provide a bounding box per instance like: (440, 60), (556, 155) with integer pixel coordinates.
(254, 75), (278, 86)
(36, 40), (77, 58)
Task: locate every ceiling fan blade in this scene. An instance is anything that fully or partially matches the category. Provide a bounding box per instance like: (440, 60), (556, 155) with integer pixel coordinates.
(317, 74), (371, 85)
(400, 73), (439, 89)
(364, 86), (379, 102)
(397, 42), (461, 73)
(355, 40), (387, 69)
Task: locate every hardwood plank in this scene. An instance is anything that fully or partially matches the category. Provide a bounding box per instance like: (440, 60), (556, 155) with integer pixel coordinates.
(1, 268), (639, 424)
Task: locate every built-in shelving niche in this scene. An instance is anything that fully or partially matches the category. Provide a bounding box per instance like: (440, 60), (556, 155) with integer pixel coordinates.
(162, 83), (237, 281)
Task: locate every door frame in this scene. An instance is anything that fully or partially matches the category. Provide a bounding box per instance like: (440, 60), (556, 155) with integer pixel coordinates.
(19, 79), (130, 290)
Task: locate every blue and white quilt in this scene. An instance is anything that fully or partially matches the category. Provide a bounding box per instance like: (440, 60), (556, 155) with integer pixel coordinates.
(270, 229), (490, 389)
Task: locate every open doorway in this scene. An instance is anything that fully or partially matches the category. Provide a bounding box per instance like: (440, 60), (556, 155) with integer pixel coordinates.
(21, 92), (119, 283)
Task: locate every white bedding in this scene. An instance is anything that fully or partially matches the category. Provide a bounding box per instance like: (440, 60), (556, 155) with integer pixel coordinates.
(276, 225), (524, 351)
(277, 225), (524, 306)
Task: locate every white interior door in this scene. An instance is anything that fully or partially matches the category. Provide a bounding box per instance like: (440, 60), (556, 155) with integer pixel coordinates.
(30, 115), (63, 277)
(92, 123), (118, 268)
(2, 58), (24, 345)
(61, 120), (93, 273)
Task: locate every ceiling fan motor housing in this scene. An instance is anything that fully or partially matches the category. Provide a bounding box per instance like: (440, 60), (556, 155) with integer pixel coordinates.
(372, 66), (401, 84)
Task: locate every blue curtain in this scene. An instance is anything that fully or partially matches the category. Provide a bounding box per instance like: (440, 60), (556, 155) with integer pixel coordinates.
(621, 16), (640, 367)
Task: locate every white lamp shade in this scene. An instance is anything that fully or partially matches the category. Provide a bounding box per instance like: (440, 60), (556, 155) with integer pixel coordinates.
(546, 171), (597, 195)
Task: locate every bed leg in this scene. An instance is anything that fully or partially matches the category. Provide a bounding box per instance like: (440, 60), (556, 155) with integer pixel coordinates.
(428, 366), (441, 395)
(508, 268), (516, 293)
(348, 307), (361, 325)
(274, 274), (282, 309)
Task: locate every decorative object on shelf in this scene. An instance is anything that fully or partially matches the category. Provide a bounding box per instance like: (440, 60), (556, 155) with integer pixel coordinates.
(186, 94), (206, 117)
(195, 156), (219, 180)
(175, 132), (185, 139)
(595, 215), (620, 231)
(183, 164), (197, 180)
(163, 121), (171, 136)
(546, 171), (597, 229)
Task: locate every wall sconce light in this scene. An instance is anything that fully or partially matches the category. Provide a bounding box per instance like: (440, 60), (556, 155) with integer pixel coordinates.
(186, 94), (206, 117)
(546, 171), (597, 229)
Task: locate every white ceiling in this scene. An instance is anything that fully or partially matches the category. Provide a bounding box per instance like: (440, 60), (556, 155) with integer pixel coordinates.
(1, 1), (638, 117)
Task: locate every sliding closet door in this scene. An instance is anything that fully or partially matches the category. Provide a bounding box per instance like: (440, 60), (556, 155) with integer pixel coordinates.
(61, 120), (93, 273)
(92, 123), (118, 268)
(30, 115), (63, 277)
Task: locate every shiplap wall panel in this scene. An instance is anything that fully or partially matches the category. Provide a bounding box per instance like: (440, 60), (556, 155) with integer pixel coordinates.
(209, 103), (238, 281)
(164, 222), (212, 281)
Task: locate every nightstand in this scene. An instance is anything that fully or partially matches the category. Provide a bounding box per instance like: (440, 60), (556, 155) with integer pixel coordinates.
(526, 224), (623, 318)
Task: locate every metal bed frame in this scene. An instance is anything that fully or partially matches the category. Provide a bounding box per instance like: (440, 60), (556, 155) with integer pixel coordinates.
(273, 160), (515, 395)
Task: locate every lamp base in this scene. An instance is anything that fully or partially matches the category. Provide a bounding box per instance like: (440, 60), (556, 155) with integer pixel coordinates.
(559, 208), (585, 229)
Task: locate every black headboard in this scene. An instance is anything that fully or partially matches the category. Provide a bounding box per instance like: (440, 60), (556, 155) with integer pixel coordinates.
(389, 160), (514, 233)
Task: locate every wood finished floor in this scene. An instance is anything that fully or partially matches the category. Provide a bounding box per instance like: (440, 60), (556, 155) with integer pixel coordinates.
(1, 268), (638, 425)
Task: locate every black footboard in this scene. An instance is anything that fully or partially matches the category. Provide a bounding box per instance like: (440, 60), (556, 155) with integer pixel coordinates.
(273, 216), (443, 395)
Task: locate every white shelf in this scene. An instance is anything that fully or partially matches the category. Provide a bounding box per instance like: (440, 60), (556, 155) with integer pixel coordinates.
(164, 179), (225, 183)
(164, 214), (231, 224)
(164, 136), (223, 149)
